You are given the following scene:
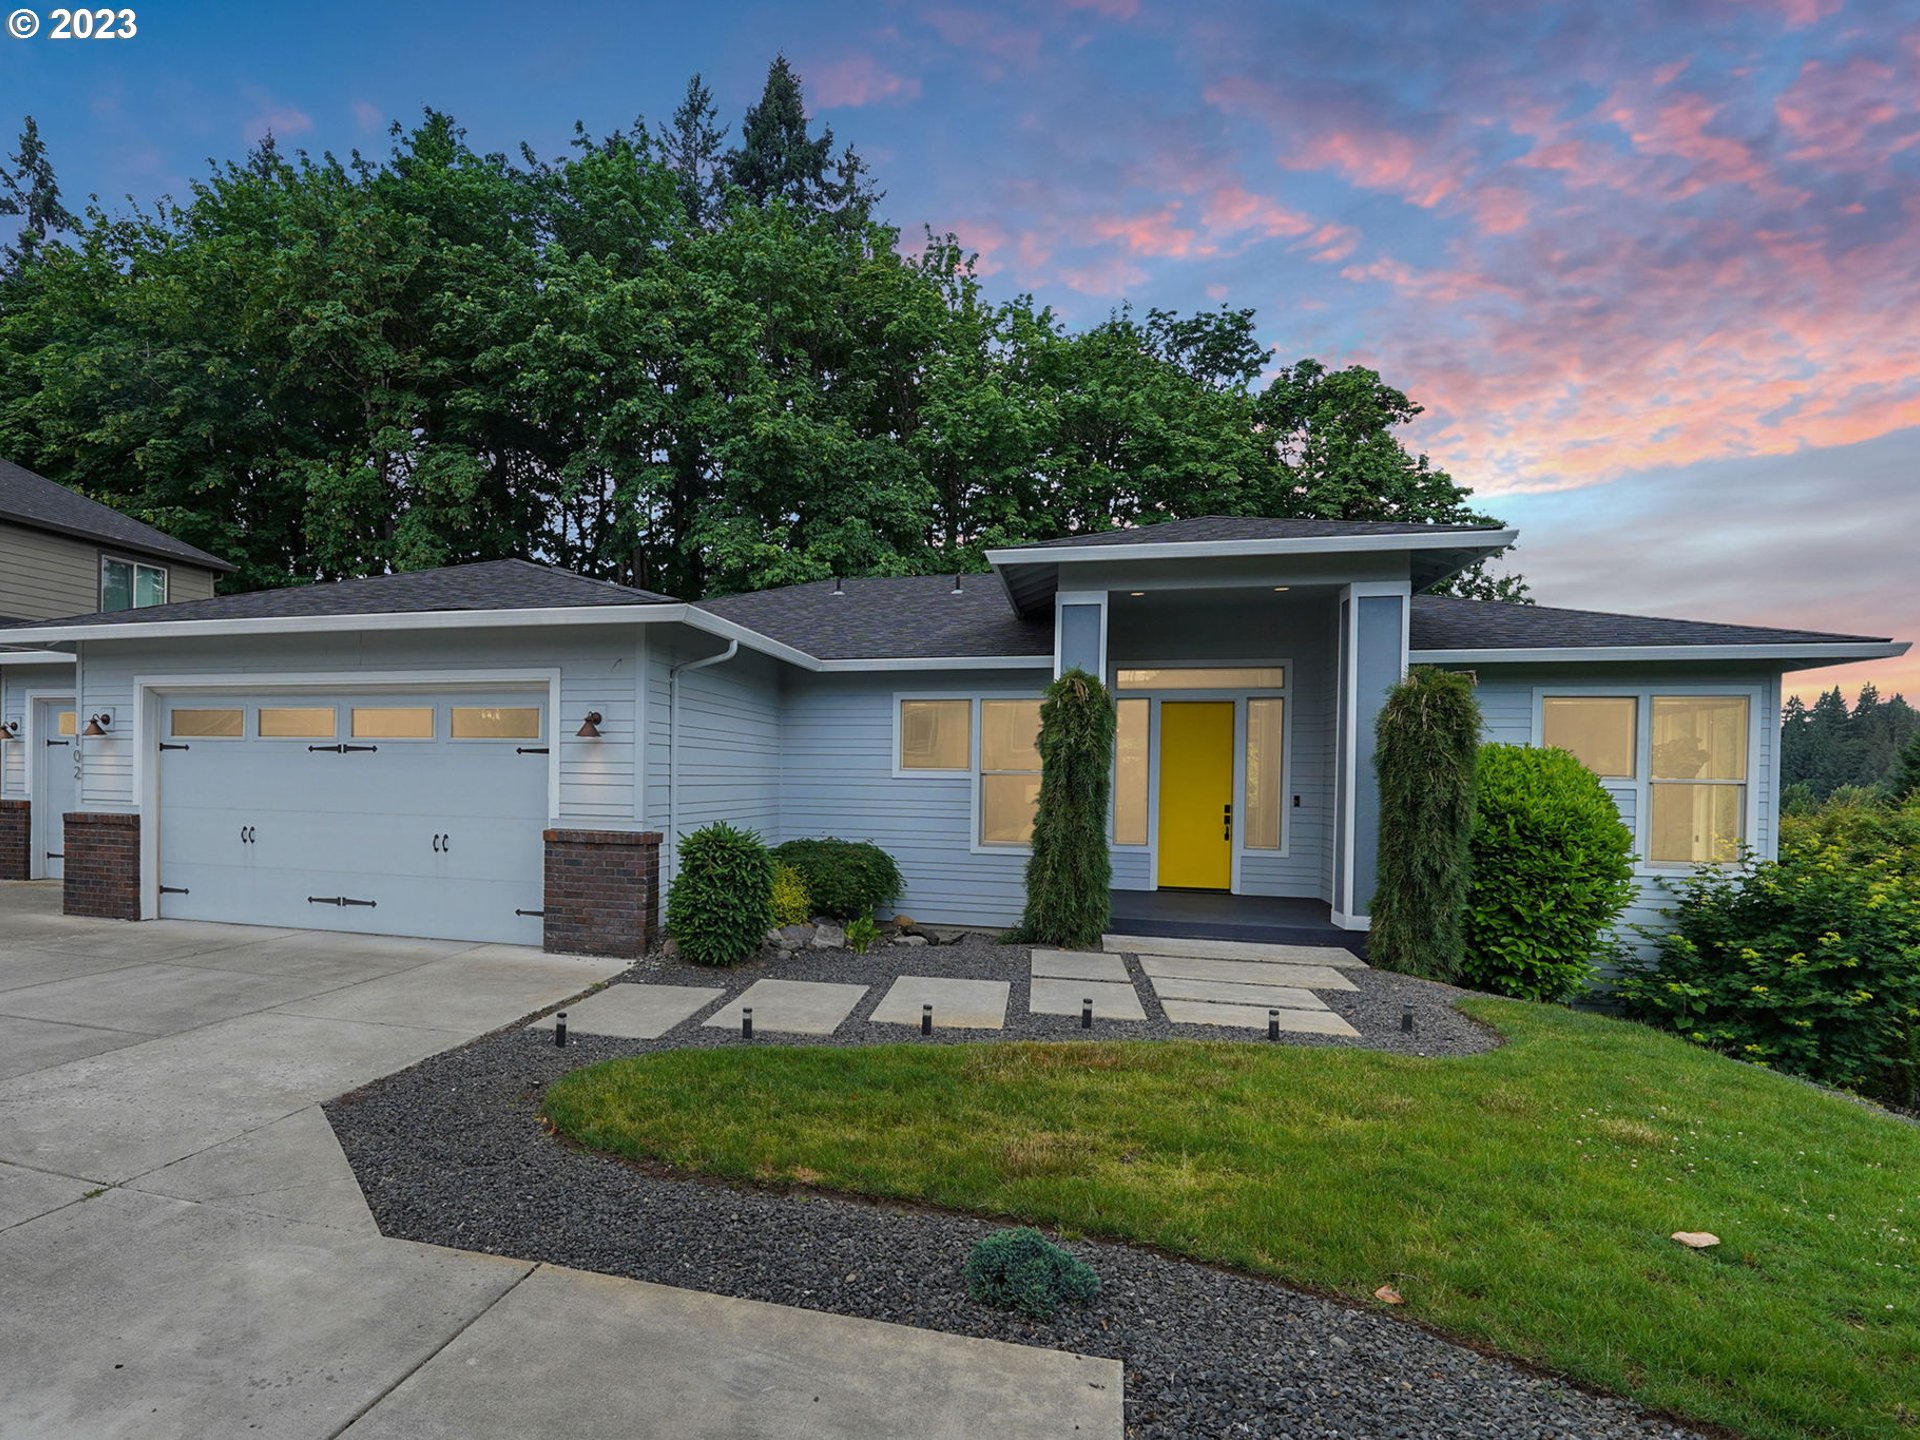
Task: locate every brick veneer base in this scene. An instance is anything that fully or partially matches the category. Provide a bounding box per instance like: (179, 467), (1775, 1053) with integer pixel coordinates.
(0, 799), (28, 881)
(542, 828), (663, 958)
(63, 812), (142, 920)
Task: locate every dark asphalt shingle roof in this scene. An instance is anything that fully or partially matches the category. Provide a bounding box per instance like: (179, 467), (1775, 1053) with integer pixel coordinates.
(0, 559), (672, 631)
(696, 575), (1053, 660)
(0, 458), (236, 572)
(1000, 515), (1507, 550)
(1410, 595), (1891, 650)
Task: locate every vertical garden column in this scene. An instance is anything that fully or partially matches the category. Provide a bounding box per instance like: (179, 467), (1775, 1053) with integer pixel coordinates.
(1332, 583), (1410, 927)
(1054, 592), (1107, 680)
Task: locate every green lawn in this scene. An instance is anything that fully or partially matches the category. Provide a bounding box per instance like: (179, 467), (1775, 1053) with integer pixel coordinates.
(544, 1002), (1920, 1440)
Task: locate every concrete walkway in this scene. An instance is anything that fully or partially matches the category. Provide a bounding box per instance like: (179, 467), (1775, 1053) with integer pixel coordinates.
(0, 883), (1121, 1439)
(1104, 933), (1366, 1036)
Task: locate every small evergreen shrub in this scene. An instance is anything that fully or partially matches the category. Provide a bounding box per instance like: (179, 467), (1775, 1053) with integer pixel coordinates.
(1370, 668), (1481, 982)
(770, 838), (903, 920)
(666, 822), (775, 968)
(1618, 796), (1920, 1107)
(1011, 668), (1116, 948)
(846, 914), (879, 954)
(964, 1227), (1100, 1319)
(771, 864), (812, 927)
(1461, 743), (1637, 1002)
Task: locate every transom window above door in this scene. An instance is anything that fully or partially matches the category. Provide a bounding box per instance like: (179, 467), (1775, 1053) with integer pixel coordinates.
(100, 555), (168, 612)
(1117, 666), (1285, 690)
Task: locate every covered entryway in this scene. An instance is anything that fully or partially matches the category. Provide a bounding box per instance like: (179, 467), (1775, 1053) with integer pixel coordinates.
(155, 690), (550, 944)
(29, 695), (76, 881)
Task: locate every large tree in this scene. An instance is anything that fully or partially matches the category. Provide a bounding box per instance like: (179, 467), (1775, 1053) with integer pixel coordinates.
(0, 116), (79, 272)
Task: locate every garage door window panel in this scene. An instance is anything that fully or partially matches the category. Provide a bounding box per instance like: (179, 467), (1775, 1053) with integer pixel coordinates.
(258, 706), (337, 739)
(171, 708), (244, 739)
(351, 706), (436, 739)
(450, 706), (542, 740)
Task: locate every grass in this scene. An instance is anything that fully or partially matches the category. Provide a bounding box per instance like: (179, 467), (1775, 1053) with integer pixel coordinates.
(544, 1001), (1920, 1440)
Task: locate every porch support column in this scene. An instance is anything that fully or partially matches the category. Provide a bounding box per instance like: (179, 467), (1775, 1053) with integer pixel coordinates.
(1054, 591), (1108, 681)
(1332, 582), (1410, 929)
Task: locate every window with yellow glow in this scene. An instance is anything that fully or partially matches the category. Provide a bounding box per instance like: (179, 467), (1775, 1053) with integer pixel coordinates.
(351, 707), (435, 739)
(1113, 698), (1149, 846)
(451, 706), (542, 739)
(1542, 696), (1637, 778)
(258, 707), (336, 739)
(898, 699), (970, 771)
(1117, 667), (1285, 691)
(1648, 696), (1749, 864)
(170, 708), (243, 738)
(979, 698), (1042, 846)
(1244, 698), (1285, 850)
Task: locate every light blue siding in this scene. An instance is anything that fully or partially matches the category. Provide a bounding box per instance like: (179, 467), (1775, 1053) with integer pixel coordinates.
(1348, 594), (1406, 916)
(2, 664), (73, 797)
(779, 670), (1042, 927)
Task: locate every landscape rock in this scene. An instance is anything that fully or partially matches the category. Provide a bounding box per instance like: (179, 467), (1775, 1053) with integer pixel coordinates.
(1670, 1231), (1720, 1249)
(893, 934), (929, 947)
(811, 922), (847, 950)
(778, 924), (816, 948)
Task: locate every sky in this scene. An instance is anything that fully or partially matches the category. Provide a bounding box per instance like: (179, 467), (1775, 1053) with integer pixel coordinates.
(2, 0), (1915, 701)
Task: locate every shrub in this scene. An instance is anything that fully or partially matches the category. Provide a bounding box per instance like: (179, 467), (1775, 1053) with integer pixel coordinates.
(666, 822), (775, 968)
(770, 838), (903, 920)
(846, 914), (878, 954)
(771, 864), (811, 927)
(964, 1227), (1100, 1319)
(1460, 744), (1637, 1002)
(1011, 668), (1116, 948)
(1618, 796), (1920, 1107)
(1370, 668), (1481, 982)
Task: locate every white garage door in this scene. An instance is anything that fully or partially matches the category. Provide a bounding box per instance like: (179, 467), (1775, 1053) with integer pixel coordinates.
(156, 690), (550, 944)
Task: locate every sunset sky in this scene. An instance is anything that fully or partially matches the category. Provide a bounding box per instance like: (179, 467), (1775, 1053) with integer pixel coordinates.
(4, 0), (1914, 700)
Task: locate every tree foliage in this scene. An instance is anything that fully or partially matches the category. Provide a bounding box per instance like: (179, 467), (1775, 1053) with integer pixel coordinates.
(1370, 668), (1482, 981)
(1781, 685), (1919, 801)
(0, 65), (1525, 601)
(1012, 668), (1117, 948)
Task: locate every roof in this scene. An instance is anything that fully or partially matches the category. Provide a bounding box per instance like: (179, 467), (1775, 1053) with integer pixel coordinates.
(0, 559), (672, 632)
(1409, 595), (1893, 652)
(0, 458), (236, 573)
(1005, 515), (1507, 549)
(696, 575), (1052, 660)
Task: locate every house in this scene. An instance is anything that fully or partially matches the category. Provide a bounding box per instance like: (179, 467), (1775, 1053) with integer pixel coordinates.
(0, 458), (234, 884)
(0, 515), (1906, 958)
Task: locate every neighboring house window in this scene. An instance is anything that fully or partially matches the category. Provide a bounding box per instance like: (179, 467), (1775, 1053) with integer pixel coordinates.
(1113, 698), (1149, 845)
(978, 699), (1043, 846)
(1244, 698), (1285, 850)
(100, 556), (168, 612)
(1649, 696), (1749, 864)
(1541, 696), (1637, 778)
(898, 699), (970, 771)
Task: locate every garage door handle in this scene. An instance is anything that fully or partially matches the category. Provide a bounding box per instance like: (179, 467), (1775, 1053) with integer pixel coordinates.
(308, 744), (380, 754)
(308, 895), (377, 909)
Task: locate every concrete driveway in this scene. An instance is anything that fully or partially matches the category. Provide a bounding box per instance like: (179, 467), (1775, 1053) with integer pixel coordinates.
(0, 883), (1121, 1440)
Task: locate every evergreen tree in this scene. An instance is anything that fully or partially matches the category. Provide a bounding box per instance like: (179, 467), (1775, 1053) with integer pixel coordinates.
(1888, 731), (1920, 802)
(660, 73), (727, 227)
(0, 116), (79, 271)
(725, 55), (871, 213)
(1011, 669), (1117, 947)
(1781, 694), (1814, 789)
(1807, 687), (1862, 799)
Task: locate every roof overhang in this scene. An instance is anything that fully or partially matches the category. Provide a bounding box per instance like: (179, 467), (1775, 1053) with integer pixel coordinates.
(986, 529), (1518, 616)
(0, 647), (77, 666)
(1412, 640), (1909, 671)
(0, 604), (1046, 674)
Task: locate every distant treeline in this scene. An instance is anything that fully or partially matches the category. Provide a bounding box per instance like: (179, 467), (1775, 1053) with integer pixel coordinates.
(1782, 685), (1920, 808)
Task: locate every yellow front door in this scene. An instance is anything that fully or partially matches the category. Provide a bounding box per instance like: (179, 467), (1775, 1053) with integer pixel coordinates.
(1157, 701), (1234, 890)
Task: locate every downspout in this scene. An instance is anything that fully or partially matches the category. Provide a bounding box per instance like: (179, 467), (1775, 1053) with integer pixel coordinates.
(666, 639), (739, 884)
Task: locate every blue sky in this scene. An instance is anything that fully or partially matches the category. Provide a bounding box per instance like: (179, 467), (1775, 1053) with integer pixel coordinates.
(4, 0), (1915, 697)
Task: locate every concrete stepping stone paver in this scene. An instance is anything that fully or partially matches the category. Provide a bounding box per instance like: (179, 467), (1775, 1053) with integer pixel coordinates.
(1028, 976), (1147, 1021)
(870, 976), (1010, 1029)
(529, 984), (723, 1039)
(1138, 954), (1359, 992)
(1148, 975), (1329, 1010)
(701, 978), (867, 1036)
(1103, 934), (1367, 967)
(1029, 949), (1130, 982)
(1161, 998), (1361, 1035)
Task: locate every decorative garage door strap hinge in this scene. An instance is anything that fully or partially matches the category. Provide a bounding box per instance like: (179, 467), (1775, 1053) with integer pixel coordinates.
(46, 738), (69, 747)
(159, 885), (189, 895)
(516, 746), (549, 755)
(308, 744), (379, 754)
(307, 895), (378, 908)
(158, 742), (190, 751)
(515, 908), (546, 917)
(45, 851), (63, 860)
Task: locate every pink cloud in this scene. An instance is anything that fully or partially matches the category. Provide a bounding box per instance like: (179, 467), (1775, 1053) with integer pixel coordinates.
(924, 9), (1044, 69)
(811, 52), (922, 108)
(351, 100), (384, 133)
(1061, 0), (1139, 15)
(1089, 205), (1210, 258)
(242, 98), (313, 142)
(1775, 54), (1920, 165)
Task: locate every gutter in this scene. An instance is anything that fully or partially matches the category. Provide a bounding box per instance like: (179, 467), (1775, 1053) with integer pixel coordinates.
(665, 638), (739, 885)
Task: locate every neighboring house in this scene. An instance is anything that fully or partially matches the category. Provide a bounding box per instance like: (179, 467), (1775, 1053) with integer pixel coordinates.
(0, 458), (234, 883)
(0, 515), (1905, 960)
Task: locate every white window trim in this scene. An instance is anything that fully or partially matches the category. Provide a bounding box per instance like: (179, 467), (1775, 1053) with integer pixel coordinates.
(974, 696), (1045, 854)
(100, 553), (169, 612)
(1052, 590), (1109, 679)
(1530, 683), (1767, 873)
(890, 693), (975, 780)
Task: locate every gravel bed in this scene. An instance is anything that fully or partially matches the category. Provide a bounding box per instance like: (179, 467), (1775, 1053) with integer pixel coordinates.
(327, 940), (1703, 1439)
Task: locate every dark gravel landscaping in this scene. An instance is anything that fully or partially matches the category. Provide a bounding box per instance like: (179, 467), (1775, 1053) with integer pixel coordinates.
(327, 939), (1703, 1439)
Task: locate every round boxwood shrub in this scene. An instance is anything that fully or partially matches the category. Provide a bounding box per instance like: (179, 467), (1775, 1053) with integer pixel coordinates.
(964, 1227), (1099, 1319)
(1460, 743), (1637, 1002)
(771, 863), (811, 927)
(666, 822), (775, 967)
(769, 837), (902, 921)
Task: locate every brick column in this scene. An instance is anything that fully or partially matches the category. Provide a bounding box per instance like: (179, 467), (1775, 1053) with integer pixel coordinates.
(0, 799), (28, 881)
(542, 828), (663, 958)
(63, 812), (141, 920)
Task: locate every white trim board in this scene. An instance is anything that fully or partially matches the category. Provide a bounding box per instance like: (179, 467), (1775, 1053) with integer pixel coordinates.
(986, 530), (1518, 566)
(1413, 642), (1906, 666)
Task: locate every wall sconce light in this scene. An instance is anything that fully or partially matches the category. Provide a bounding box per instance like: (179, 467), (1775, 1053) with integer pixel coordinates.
(0, 720), (18, 741)
(83, 713), (112, 737)
(575, 711), (603, 739)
